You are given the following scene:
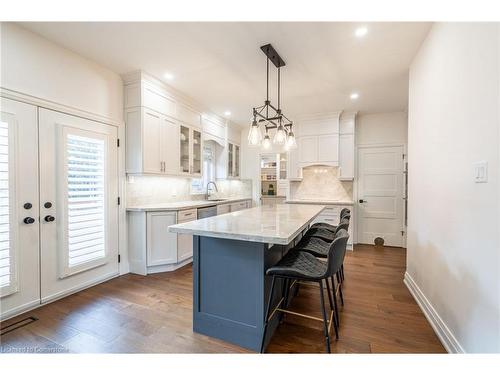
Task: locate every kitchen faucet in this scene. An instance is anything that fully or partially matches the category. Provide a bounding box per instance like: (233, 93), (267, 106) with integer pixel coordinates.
(206, 181), (219, 200)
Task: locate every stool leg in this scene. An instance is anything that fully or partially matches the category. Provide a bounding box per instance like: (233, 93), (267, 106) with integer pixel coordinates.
(325, 278), (339, 340)
(331, 276), (340, 332)
(260, 276), (276, 353)
(319, 281), (331, 353)
(341, 264), (345, 281)
(336, 272), (344, 306)
(280, 279), (291, 323)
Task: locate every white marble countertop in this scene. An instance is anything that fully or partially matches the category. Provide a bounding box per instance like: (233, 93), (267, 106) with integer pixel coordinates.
(168, 204), (325, 245)
(286, 199), (354, 206)
(126, 197), (252, 212)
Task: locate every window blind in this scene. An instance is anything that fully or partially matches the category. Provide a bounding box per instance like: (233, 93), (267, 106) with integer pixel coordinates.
(0, 121), (11, 288)
(67, 134), (106, 267)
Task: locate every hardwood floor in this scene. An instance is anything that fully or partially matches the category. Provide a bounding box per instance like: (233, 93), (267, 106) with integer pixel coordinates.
(1, 244), (446, 353)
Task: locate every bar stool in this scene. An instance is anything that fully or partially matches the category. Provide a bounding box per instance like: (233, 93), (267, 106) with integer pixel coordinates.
(261, 229), (349, 353)
(310, 208), (350, 232)
(306, 217), (350, 242)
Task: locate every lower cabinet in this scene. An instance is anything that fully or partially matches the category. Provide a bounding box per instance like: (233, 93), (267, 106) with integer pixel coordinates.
(128, 208), (197, 275)
(217, 203), (231, 215)
(261, 196), (286, 206)
(230, 200), (248, 212)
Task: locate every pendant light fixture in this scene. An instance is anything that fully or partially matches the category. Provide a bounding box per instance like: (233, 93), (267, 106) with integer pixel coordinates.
(248, 44), (296, 149)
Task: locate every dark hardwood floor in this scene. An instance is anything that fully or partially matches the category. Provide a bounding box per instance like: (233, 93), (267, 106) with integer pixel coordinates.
(0, 244), (446, 353)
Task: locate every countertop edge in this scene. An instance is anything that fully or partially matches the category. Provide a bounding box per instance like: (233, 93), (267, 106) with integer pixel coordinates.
(126, 197), (253, 212)
(285, 200), (354, 206)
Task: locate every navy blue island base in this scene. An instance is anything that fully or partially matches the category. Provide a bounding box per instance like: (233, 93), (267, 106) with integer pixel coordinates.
(192, 235), (297, 352)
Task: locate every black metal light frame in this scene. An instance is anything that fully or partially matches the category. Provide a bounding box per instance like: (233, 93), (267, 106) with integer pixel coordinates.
(252, 44), (293, 134)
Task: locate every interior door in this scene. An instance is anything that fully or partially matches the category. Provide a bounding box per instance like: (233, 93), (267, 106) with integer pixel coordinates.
(0, 98), (40, 319)
(357, 145), (405, 247)
(38, 109), (119, 304)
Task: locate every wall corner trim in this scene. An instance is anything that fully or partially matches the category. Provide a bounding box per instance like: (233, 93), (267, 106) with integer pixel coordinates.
(404, 271), (465, 354)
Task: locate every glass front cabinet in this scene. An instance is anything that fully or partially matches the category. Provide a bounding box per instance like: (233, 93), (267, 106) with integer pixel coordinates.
(179, 124), (202, 177)
(227, 142), (240, 178)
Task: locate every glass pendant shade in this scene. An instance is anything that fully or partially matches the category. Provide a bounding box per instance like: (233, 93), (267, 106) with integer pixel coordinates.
(286, 131), (297, 149)
(247, 121), (262, 146)
(262, 134), (272, 150)
(273, 125), (287, 145)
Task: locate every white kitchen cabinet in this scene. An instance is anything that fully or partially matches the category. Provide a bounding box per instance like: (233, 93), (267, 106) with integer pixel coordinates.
(177, 209), (197, 262)
(298, 136), (318, 163)
(226, 142), (241, 178)
(338, 111), (357, 181)
(217, 203), (231, 215)
(126, 108), (182, 175)
(179, 124), (202, 177)
(261, 197), (286, 206)
(318, 134), (339, 163)
(230, 200), (248, 212)
(146, 212), (178, 266)
(339, 134), (355, 180)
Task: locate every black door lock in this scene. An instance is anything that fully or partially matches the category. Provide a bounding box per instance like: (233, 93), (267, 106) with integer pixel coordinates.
(23, 217), (35, 224)
(44, 215), (55, 222)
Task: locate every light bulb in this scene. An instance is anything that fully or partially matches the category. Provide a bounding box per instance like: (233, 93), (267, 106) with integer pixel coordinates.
(286, 131), (297, 149)
(262, 134), (271, 150)
(247, 120), (262, 146)
(273, 125), (286, 145)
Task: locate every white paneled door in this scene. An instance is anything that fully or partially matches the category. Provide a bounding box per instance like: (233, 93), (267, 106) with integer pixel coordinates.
(357, 145), (405, 247)
(39, 109), (119, 304)
(0, 98), (40, 319)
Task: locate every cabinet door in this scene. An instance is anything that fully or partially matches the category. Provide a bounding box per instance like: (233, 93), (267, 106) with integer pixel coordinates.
(298, 136), (317, 163)
(179, 125), (191, 174)
(217, 203), (231, 215)
(161, 117), (180, 175)
(146, 212), (178, 266)
(192, 128), (202, 176)
(227, 143), (234, 177)
(177, 234), (193, 262)
(143, 110), (163, 173)
(234, 144), (240, 178)
(318, 134), (339, 163)
(339, 134), (354, 179)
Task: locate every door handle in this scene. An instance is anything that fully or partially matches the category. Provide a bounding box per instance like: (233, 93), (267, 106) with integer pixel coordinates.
(23, 217), (36, 224)
(359, 199), (367, 203)
(44, 215), (55, 222)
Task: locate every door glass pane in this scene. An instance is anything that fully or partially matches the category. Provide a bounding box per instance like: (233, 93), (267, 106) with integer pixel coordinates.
(0, 121), (12, 289)
(180, 126), (190, 173)
(228, 143), (233, 177)
(279, 152), (287, 179)
(66, 134), (106, 268)
(192, 129), (201, 175)
(234, 145), (240, 177)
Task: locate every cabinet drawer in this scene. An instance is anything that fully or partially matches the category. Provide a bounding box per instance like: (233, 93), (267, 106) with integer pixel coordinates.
(217, 203), (231, 215)
(230, 201), (248, 212)
(178, 208), (197, 222)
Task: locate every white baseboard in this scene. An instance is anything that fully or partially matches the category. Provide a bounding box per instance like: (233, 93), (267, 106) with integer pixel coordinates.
(404, 272), (465, 353)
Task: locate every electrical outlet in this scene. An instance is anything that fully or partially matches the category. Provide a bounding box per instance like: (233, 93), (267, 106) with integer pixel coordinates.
(473, 161), (488, 183)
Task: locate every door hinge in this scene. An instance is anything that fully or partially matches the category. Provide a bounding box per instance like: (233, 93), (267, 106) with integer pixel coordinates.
(118, 254), (121, 263)
(117, 138), (120, 147)
(117, 197), (121, 205)
(401, 230), (405, 236)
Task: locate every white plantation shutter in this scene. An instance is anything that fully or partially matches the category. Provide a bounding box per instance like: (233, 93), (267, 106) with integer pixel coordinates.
(66, 133), (107, 270)
(0, 121), (13, 290)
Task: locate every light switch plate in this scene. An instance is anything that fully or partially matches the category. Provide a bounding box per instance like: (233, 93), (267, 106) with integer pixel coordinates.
(473, 161), (488, 183)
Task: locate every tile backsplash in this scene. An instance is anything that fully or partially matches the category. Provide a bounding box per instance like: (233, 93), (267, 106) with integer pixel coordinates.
(289, 166), (353, 201)
(126, 175), (252, 206)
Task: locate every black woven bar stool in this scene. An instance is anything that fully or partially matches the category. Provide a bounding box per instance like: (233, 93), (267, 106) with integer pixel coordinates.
(310, 208), (351, 232)
(260, 229), (349, 353)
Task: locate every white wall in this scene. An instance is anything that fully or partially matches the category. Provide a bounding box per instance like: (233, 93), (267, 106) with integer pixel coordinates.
(0, 23), (123, 123)
(407, 23), (500, 353)
(356, 111), (407, 145)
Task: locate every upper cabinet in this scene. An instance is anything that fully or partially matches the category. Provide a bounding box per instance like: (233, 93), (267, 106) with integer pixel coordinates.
(338, 112), (357, 180)
(296, 112), (341, 167)
(288, 111), (356, 180)
(220, 123), (241, 179)
(124, 71), (207, 177)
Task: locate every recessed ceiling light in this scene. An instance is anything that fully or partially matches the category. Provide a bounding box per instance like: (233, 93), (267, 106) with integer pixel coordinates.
(350, 92), (359, 100)
(355, 27), (368, 38)
(224, 111), (231, 116)
(163, 72), (174, 81)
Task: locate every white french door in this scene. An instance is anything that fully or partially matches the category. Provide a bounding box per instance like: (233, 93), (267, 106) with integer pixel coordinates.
(0, 98), (40, 319)
(357, 145), (405, 247)
(39, 109), (119, 303)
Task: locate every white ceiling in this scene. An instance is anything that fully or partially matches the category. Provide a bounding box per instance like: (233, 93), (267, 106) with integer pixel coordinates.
(19, 22), (431, 126)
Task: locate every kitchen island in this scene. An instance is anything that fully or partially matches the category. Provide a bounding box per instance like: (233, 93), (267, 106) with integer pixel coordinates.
(168, 204), (324, 351)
